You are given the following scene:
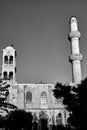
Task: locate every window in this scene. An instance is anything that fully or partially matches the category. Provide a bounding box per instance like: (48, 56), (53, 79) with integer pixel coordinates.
(3, 71), (7, 80)
(41, 92), (47, 104)
(9, 56), (13, 64)
(4, 55), (8, 64)
(26, 92), (32, 103)
(9, 71), (13, 80)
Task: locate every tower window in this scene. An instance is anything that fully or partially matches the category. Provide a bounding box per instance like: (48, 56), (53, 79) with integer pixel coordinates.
(9, 56), (13, 64)
(26, 91), (32, 103)
(4, 56), (8, 64)
(41, 92), (47, 104)
(3, 71), (7, 80)
(9, 71), (13, 80)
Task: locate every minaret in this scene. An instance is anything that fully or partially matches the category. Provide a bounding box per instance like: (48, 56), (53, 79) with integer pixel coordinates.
(68, 17), (83, 84)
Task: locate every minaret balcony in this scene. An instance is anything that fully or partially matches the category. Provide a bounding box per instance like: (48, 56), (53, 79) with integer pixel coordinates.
(69, 31), (81, 39)
(69, 53), (83, 62)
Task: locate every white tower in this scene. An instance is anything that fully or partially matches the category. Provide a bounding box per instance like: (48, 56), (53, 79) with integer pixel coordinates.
(69, 17), (83, 84)
(2, 46), (16, 83)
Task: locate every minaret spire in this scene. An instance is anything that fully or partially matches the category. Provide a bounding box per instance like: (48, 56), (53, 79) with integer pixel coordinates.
(69, 17), (83, 84)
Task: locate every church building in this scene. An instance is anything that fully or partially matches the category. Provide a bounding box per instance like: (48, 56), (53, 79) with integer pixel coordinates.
(0, 17), (83, 129)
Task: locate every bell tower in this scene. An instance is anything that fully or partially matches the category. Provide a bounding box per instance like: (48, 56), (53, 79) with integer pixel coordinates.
(2, 46), (16, 83)
(69, 17), (83, 84)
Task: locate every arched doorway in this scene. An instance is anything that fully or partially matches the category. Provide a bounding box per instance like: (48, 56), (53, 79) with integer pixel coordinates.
(39, 112), (49, 130)
(56, 113), (62, 125)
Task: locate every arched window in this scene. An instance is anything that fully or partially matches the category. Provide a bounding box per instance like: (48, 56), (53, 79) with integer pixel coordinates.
(26, 92), (32, 103)
(56, 113), (62, 125)
(3, 71), (7, 80)
(4, 55), (8, 64)
(9, 56), (13, 64)
(41, 92), (47, 104)
(9, 71), (13, 80)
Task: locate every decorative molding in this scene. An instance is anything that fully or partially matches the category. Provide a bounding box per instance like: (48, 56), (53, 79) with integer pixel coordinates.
(69, 31), (81, 39)
(69, 53), (83, 62)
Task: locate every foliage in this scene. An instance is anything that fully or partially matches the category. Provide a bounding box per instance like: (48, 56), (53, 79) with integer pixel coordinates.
(0, 80), (17, 112)
(5, 109), (33, 130)
(53, 78), (87, 130)
(53, 82), (78, 111)
(0, 115), (7, 128)
(74, 77), (87, 130)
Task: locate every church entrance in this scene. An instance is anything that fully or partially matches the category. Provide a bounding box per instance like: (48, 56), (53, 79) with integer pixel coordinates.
(40, 118), (48, 130)
(39, 112), (49, 130)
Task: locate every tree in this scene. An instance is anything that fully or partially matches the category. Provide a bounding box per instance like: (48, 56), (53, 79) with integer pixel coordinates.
(53, 82), (78, 129)
(73, 77), (87, 130)
(53, 78), (87, 130)
(0, 79), (17, 129)
(0, 80), (17, 112)
(0, 115), (6, 128)
(6, 109), (33, 130)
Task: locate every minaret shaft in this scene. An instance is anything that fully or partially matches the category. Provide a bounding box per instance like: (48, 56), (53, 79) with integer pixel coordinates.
(69, 17), (83, 84)
(71, 37), (80, 54)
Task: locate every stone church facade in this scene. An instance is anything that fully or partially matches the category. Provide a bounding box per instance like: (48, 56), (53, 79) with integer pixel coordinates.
(0, 17), (83, 128)
(1, 45), (66, 127)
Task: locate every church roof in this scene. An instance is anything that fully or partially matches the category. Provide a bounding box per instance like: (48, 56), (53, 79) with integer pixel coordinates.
(5, 45), (15, 50)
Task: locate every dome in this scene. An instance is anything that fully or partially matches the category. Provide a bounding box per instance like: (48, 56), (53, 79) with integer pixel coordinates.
(5, 46), (15, 50)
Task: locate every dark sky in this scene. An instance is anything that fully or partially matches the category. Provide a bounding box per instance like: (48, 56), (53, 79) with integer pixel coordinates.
(0, 0), (87, 84)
